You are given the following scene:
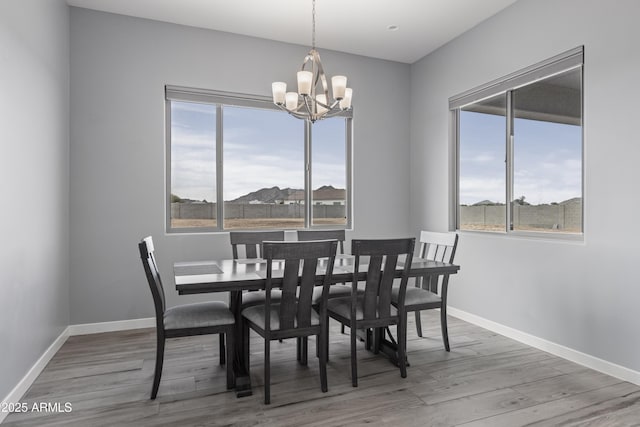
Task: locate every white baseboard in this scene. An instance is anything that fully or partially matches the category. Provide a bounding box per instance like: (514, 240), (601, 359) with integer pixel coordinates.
(448, 306), (640, 387)
(1, 317), (155, 424)
(67, 317), (155, 336)
(1, 327), (70, 424)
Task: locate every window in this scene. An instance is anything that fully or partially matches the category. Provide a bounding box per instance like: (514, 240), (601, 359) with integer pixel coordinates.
(166, 86), (352, 232)
(451, 47), (583, 236)
(311, 118), (349, 226)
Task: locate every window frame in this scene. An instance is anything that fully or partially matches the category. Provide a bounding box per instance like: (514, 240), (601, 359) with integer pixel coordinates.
(450, 46), (584, 239)
(165, 85), (353, 233)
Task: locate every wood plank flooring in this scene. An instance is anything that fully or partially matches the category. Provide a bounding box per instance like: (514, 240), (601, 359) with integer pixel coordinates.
(5, 312), (640, 426)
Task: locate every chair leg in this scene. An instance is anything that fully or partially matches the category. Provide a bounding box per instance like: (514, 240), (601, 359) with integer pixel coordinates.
(398, 318), (407, 379)
(295, 337), (308, 364)
(264, 339), (271, 405)
(225, 331), (235, 390)
(320, 329), (328, 393)
(315, 334), (326, 360)
(350, 325), (358, 387)
(325, 315), (330, 361)
(243, 320), (250, 370)
(219, 333), (226, 365)
(365, 328), (373, 351)
(300, 337), (308, 366)
(373, 328), (382, 355)
(441, 305), (450, 352)
(414, 311), (423, 337)
(151, 336), (165, 400)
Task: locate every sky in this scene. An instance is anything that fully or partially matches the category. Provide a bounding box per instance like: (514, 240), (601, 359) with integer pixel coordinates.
(170, 101), (347, 202)
(172, 98), (581, 207)
(459, 110), (582, 206)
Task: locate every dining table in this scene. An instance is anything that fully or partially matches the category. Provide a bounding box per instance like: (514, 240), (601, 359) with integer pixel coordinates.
(174, 253), (460, 397)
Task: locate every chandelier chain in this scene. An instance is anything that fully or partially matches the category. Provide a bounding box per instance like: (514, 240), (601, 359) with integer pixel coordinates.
(312, 0), (316, 50)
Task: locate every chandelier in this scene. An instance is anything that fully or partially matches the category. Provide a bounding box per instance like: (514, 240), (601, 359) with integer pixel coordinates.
(271, 0), (352, 123)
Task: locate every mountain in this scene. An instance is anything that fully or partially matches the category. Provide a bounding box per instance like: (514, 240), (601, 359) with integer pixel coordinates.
(229, 185), (344, 203)
(228, 186), (299, 204)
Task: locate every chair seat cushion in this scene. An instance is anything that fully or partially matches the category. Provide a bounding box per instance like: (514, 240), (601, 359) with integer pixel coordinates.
(326, 296), (397, 321)
(241, 290), (283, 308)
(164, 301), (234, 331)
(242, 303), (320, 331)
(391, 285), (442, 307)
(311, 284), (352, 304)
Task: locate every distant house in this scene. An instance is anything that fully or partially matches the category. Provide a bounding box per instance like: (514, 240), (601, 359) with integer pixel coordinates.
(281, 186), (346, 205)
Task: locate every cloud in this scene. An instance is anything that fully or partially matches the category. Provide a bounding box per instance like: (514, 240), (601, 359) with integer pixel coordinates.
(460, 177), (505, 205)
(463, 153), (496, 163)
(170, 102), (347, 202)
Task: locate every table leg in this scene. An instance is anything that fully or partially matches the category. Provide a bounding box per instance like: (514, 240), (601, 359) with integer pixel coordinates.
(230, 291), (252, 397)
(373, 326), (410, 367)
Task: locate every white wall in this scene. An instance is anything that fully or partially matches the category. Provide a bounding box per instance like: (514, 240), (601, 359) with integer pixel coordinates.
(0, 0), (70, 400)
(410, 0), (640, 372)
(69, 8), (411, 324)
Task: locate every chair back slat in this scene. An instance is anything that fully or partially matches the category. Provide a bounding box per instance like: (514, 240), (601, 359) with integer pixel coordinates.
(263, 240), (338, 333)
(377, 254), (398, 317)
(419, 231), (458, 263)
(352, 238), (415, 321)
(297, 259), (319, 327)
(230, 231), (285, 259)
(297, 229), (345, 254)
(417, 231), (459, 293)
(363, 255), (383, 319)
(279, 259), (301, 330)
(138, 236), (166, 325)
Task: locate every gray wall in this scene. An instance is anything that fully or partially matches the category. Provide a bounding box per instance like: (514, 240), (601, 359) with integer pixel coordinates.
(69, 8), (411, 324)
(0, 0), (70, 400)
(410, 0), (640, 372)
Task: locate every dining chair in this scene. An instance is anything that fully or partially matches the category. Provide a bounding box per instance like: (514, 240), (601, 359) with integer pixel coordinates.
(229, 231), (285, 309)
(326, 238), (415, 387)
(138, 236), (235, 399)
(241, 239), (338, 404)
(391, 230), (458, 351)
(297, 229), (350, 336)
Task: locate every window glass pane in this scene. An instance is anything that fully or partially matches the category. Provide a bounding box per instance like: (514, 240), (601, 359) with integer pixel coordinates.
(311, 118), (347, 226)
(459, 94), (507, 231)
(170, 101), (217, 229)
(512, 68), (582, 233)
(223, 106), (304, 229)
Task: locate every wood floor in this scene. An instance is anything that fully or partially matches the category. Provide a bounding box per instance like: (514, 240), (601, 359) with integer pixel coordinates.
(5, 312), (640, 426)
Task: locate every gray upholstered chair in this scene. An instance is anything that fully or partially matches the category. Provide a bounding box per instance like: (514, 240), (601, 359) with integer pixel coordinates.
(138, 236), (235, 399)
(391, 230), (458, 351)
(241, 239), (338, 404)
(327, 238), (415, 387)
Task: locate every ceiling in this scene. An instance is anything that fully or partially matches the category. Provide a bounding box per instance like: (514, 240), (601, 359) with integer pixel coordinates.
(66, 0), (518, 64)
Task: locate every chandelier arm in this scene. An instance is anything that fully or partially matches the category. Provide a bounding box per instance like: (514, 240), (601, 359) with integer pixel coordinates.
(302, 95), (314, 117)
(311, 50), (330, 100)
(322, 109), (348, 119)
(275, 103), (313, 120)
(311, 98), (333, 110)
(291, 110), (315, 120)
